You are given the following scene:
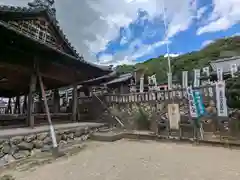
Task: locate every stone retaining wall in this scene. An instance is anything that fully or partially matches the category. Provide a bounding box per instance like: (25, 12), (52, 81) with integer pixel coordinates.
(0, 126), (100, 166)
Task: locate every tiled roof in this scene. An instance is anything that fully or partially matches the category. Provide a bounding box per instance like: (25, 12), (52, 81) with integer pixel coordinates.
(0, 4), (112, 72)
(0, 5), (80, 57)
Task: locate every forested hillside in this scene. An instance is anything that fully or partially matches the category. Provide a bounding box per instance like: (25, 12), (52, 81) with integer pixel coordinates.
(116, 36), (240, 83)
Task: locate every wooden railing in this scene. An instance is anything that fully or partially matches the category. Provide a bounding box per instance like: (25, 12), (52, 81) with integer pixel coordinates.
(105, 85), (215, 104)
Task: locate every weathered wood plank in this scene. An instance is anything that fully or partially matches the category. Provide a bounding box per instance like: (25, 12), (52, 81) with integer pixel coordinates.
(27, 71), (37, 128)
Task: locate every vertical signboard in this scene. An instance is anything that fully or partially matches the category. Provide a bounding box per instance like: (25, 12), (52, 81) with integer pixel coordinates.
(140, 76), (144, 93)
(186, 87), (198, 118)
(215, 81), (228, 117)
(168, 104), (180, 130)
(182, 71), (188, 88)
(194, 69), (201, 87)
(193, 90), (205, 116)
(217, 68), (223, 81)
(152, 74), (158, 91)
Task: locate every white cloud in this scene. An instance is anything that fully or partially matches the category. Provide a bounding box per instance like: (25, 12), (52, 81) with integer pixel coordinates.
(164, 53), (180, 58)
(232, 32), (240, 37)
(201, 40), (214, 48)
(197, 0), (240, 35)
(98, 53), (113, 65)
(132, 40), (170, 59)
(1, 0), (198, 66)
(85, 0), (197, 65)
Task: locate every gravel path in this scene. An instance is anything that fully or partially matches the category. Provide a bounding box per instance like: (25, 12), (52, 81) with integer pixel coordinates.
(6, 140), (240, 180)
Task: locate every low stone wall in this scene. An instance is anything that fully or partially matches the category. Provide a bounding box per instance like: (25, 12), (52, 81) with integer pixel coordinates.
(0, 126), (100, 166)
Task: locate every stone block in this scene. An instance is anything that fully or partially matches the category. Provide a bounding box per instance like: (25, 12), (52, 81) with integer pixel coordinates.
(18, 142), (34, 151)
(43, 137), (52, 145)
(12, 150), (30, 160)
(33, 140), (44, 149)
(10, 136), (23, 145)
(41, 145), (52, 152)
(67, 133), (74, 140)
(74, 128), (84, 137)
(24, 134), (37, 143)
(61, 134), (68, 141)
(2, 142), (11, 154)
(37, 133), (48, 141)
(9, 145), (19, 155)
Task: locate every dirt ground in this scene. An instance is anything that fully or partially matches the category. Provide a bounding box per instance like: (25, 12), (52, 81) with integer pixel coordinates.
(3, 139), (240, 180)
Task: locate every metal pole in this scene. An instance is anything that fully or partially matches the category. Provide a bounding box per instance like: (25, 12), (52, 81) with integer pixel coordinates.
(162, 0), (171, 74)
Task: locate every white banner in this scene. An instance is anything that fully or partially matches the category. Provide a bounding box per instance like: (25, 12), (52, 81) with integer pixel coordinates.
(148, 76), (152, 91)
(215, 81), (228, 117)
(140, 77), (144, 93)
(182, 71), (188, 88)
(217, 68), (223, 81)
(186, 87), (198, 118)
(152, 74), (158, 91)
(230, 64), (238, 77)
(168, 72), (172, 90)
(168, 104), (180, 130)
(194, 69), (201, 87)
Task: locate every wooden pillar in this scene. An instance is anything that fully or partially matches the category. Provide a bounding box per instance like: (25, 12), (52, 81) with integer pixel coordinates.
(22, 95), (27, 114)
(27, 72), (37, 128)
(5, 98), (12, 114)
(14, 96), (21, 114)
(72, 83), (78, 122)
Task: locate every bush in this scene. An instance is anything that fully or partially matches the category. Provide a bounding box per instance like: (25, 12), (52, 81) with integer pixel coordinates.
(134, 106), (150, 130)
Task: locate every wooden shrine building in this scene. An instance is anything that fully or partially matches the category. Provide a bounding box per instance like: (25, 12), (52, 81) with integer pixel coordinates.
(0, 0), (112, 128)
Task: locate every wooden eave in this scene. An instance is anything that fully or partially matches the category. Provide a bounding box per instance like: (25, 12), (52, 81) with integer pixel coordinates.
(0, 5), (79, 58)
(0, 19), (112, 97)
(0, 5), (112, 72)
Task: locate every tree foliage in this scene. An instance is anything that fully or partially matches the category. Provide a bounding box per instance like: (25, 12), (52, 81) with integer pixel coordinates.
(116, 36), (240, 84)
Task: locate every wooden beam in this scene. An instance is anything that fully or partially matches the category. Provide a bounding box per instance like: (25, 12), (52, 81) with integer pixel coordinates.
(22, 95), (27, 114)
(14, 96), (21, 114)
(53, 89), (60, 113)
(0, 62), (75, 84)
(27, 71), (36, 128)
(6, 98), (12, 114)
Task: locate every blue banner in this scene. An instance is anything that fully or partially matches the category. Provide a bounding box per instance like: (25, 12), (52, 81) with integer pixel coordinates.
(193, 90), (205, 117)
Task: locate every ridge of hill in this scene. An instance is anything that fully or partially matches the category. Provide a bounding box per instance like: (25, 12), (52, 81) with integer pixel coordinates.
(116, 36), (240, 83)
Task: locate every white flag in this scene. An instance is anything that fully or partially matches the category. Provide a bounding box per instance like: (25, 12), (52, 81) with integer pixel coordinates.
(140, 77), (144, 93)
(194, 69), (201, 87)
(182, 71), (188, 88)
(217, 68), (223, 81)
(186, 87), (198, 118)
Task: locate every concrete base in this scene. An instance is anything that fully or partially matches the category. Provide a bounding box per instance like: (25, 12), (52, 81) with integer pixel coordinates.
(52, 147), (65, 158)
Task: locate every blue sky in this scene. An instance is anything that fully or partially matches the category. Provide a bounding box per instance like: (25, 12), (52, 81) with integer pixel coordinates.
(92, 0), (240, 66)
(2, 0), (240, 66)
